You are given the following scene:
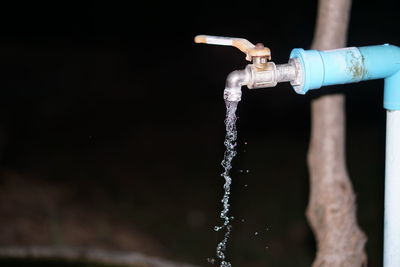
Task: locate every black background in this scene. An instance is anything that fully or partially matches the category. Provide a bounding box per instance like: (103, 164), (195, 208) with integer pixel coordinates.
(0, 0), (399, 266)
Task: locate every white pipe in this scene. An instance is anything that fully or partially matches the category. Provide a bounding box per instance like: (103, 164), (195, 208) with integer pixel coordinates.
(384, 110), (400, 267)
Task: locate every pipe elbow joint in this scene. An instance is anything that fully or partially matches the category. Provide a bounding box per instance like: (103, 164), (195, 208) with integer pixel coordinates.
(385, 70), (400, 110)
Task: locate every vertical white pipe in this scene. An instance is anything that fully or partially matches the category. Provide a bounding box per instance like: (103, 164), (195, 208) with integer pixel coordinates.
(384, 110), (400, 267)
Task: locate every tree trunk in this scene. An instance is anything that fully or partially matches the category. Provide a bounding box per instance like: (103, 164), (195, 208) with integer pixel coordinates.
(307, 0), (367, 266)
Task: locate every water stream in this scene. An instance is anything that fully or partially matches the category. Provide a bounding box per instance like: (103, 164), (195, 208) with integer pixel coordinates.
(213, 100), (239, 267)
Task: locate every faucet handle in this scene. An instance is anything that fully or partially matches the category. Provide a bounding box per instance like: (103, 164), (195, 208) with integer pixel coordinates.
(194, 35), (271, 62)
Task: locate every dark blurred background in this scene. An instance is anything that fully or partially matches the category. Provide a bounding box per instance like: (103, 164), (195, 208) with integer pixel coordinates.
(0, 0), (398, 266)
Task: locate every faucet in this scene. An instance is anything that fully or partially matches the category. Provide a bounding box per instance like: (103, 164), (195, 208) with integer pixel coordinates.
(195, 35), (400, 267)
(194, 35), (302, 102)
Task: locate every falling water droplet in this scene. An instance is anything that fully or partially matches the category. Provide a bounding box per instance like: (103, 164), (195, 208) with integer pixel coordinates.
(207, 258), (216, 264)
(241, 219), (245, 222)
(214, 100), (239, 267)
(255, 232), (258, 236)
(244, 184), (248, 187)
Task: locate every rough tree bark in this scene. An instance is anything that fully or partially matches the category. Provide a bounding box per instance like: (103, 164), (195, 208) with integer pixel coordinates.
(307, 0), (367, 266)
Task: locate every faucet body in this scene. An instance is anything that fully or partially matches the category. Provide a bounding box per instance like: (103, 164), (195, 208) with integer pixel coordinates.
(224, 59), (302, 102)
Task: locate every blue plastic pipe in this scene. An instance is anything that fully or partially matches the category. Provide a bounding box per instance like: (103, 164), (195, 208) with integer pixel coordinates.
(290, 44), (400, 267)
(289, 44), (400, 110)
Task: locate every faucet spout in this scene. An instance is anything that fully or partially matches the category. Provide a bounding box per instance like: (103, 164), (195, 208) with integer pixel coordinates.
(223, 68), (251, 102)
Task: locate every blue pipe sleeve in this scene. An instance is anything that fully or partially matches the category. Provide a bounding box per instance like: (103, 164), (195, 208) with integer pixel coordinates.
(289, 44), (400, 110)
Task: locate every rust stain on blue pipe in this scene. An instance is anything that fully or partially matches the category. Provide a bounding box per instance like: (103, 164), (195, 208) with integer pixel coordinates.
(346, 49), (366, 80)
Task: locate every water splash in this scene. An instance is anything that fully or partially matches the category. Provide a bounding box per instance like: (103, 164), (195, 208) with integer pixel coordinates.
(214, 100), (239, 267)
